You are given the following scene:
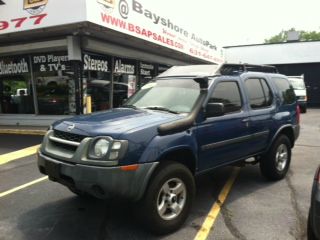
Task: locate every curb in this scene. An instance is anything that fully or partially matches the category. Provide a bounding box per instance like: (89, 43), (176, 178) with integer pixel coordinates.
(0, 129), (46, 136)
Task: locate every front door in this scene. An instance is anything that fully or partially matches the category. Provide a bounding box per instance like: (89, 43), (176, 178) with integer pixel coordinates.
(243, 77), (275, 153)
(196, 80), (252, 171)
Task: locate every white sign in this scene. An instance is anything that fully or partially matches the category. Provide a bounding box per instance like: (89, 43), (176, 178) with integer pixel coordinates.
(86, 0), (224, 63)
(0, 0), (86, 34)
(0, 0), (224, 64)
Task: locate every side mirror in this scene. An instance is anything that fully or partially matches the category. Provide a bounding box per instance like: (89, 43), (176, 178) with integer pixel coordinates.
(205, 103), (225, 118)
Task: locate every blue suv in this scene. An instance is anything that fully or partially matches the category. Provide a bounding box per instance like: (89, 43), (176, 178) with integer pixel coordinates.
(37, 64), (300, 234)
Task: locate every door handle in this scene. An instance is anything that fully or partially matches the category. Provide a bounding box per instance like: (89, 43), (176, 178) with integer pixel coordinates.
(242, 118), (250, 127)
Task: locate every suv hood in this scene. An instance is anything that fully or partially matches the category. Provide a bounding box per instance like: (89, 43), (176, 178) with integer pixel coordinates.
(53, 108), (183, 138)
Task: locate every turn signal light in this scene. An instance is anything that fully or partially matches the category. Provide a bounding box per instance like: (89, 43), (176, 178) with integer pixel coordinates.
(120, 164), (139, 171)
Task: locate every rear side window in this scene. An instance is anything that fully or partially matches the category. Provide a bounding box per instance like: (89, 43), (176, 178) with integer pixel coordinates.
(272, 77), (296, 104)
(245, 78), (273, 109)
(209, 81), (242, 114)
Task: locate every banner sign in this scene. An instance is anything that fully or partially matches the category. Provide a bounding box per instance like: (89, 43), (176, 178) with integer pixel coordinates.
(0, 0), (224, 64)
(87, 0), (224, 63)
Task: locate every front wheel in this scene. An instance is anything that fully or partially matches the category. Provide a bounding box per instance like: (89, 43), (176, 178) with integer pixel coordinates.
(260, 135), (291, 181)
(137, 161), (195, 235)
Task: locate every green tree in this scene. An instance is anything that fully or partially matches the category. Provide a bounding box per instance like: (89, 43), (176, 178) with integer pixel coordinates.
(264, 28), (320, 43)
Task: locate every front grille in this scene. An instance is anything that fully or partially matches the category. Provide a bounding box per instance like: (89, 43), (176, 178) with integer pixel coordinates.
(51, 141), (78, 152)
(54, 130), (87, 143)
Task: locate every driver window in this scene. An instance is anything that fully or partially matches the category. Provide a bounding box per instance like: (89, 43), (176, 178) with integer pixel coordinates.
(209, 81), (242, 114)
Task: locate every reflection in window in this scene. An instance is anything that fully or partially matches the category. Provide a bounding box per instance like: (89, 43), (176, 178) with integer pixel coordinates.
(83, 53), (112, 112)
(0, 76), (34, 114)
(33, 52), (75, 115)
(209, 81), (242, 114)
(245, 78), (273, 109)
(0, 55), (34, 114)
(272, 77), (296, 104)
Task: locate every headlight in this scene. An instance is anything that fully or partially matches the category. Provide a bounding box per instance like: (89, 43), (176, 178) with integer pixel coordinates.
(93, 139), (110, 158)
(88, 137), (128, 161)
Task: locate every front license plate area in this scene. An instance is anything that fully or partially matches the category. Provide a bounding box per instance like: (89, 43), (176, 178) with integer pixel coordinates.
(45, 161), (61, 179)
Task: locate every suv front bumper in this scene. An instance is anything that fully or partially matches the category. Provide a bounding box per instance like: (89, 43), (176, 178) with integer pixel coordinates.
(37, 151), (158, 201)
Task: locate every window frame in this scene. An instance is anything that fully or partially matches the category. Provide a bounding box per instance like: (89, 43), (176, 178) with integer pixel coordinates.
(272, 77), (296, 105)
(207, 80), (244, 115)
(244, 77), (274, 110)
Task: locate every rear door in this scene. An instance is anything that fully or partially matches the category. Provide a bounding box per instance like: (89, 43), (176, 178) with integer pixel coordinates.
(196, 79), (252, 171)
(243, 75), (276, 153)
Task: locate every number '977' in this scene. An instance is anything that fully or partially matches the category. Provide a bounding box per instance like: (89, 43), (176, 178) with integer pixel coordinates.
(0, 14), (47, 31)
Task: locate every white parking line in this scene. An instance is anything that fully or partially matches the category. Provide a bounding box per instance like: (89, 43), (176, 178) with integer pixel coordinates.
(0, 176), (48, 198)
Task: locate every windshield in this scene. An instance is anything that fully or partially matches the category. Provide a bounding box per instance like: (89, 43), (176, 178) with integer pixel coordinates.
(288, 78), (306, 90)
(124, 79), (201, 113)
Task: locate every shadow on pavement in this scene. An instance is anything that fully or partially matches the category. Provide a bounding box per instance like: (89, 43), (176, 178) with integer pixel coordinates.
(16, 165), (279, 240)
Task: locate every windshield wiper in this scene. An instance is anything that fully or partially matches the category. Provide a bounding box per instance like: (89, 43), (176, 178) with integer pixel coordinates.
(143, 106), (179, 114)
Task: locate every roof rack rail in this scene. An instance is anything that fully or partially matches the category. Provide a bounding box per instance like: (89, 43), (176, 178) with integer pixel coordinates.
(219, 63), (278, 76)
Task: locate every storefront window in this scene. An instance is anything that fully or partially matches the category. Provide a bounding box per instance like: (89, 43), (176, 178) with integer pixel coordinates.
(83, 53), (112, 112)
(0, 56), (34, 114)
(113, 57), (137, 108)
(32, 52), (75, 115)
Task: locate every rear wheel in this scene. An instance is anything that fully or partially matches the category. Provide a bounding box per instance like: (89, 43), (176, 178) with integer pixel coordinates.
(137, 161), (195, 235)
(260, 135), (291, 181)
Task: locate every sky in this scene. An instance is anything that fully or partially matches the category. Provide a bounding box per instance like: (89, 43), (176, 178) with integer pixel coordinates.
(150, 0), (320, 48)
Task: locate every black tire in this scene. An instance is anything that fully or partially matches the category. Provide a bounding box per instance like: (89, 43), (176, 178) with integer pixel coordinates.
(308, 209), (317, 240)
(301, 106), (307, 113)
(260, 135), (291, 181)
(136, 161), (195, 235)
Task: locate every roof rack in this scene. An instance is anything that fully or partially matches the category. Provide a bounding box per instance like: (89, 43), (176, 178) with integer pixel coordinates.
(219, 63), (278, 76)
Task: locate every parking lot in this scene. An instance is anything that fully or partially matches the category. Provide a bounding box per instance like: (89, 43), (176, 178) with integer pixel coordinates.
(0, 109), (319, 240)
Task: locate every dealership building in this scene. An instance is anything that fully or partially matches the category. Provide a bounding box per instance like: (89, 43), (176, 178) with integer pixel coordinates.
(0, 0), (223, 126)
(224, 40), (320, 107)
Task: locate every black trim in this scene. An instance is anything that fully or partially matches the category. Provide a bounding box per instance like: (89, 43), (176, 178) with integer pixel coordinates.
(195, 150), (266, 176)
(201, 130), (269, 151)
(157, 77), (209, 136)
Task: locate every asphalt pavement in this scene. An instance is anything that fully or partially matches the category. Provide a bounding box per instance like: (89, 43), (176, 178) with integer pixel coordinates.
(0, 109), (319, 240)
